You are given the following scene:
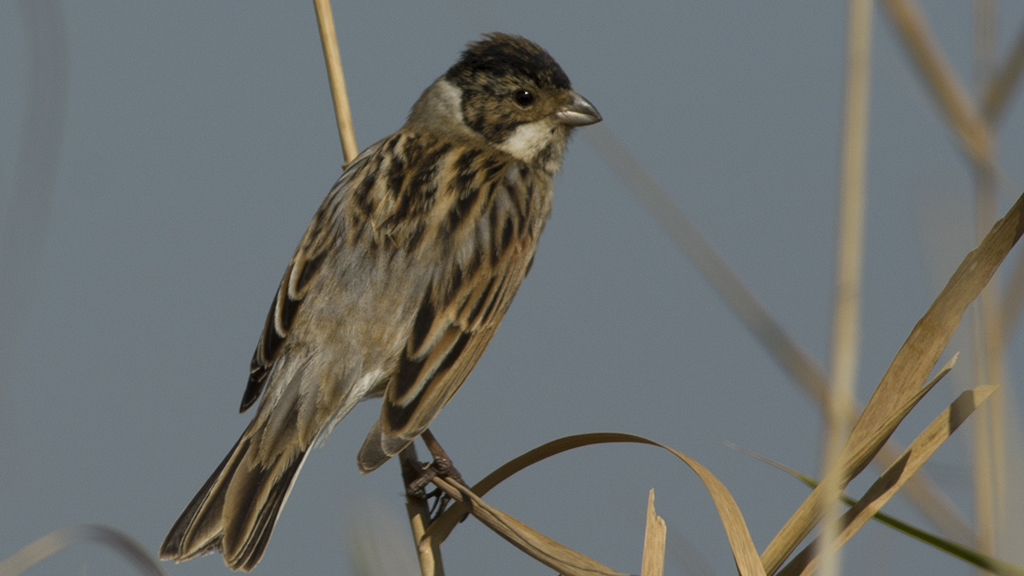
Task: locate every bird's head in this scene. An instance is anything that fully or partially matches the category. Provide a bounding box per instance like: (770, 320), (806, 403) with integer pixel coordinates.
(409, 33), (601, 172)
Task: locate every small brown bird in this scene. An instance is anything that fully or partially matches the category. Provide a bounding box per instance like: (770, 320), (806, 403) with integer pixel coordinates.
(160, 32), (600, 571)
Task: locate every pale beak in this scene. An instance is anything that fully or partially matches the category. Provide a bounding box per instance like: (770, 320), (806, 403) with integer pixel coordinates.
(555, 92), (602, 126)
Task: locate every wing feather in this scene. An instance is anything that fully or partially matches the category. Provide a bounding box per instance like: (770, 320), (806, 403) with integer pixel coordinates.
(376, 236), (533, 456)
(240, 144), (383, 413)
(364, 156), (548, 459)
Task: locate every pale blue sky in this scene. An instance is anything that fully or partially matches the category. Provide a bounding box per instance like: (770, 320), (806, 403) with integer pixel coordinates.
(3, 2), (1024, 575)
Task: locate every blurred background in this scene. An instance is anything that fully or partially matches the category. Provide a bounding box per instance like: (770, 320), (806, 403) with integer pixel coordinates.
(2, 1), (1024, 575)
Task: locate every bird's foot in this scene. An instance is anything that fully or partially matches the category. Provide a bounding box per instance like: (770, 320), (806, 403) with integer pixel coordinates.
(404, 429), (466, 520)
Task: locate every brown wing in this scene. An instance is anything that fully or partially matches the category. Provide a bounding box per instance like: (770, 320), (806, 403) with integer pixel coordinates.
(353, 149), (551, 471)
(358, 231), (536, 471)
(240, 145), (383, 413)
(385, 263), (518, 434)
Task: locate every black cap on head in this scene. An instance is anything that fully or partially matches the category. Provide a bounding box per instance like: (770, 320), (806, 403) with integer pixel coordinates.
(446, 33), (571, 91)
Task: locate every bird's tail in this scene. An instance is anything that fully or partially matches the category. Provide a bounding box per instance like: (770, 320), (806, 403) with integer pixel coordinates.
(160, 425), (309, 572)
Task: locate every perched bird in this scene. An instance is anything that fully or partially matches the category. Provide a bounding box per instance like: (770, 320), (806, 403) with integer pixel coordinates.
(160, 32), (601, 571)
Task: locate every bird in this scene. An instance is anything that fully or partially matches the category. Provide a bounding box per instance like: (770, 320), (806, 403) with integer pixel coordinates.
(159, 32), (601, 572)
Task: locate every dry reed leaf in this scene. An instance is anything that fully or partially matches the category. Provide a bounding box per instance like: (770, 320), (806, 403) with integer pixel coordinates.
(760, 355), (955, 573)
(429, 475), (627, 576)
(987, 23), (1024, 341)
(762, 187), (1024, 574)
(841, 184), (1022, 471)
(839, 354), (955, 478)
(778, 386), (996, 576)
(731, 443), (1024, 576)
(641, 489), (667, 576)
(821, 0), (873, 571)
(426, 433), (765, 576)
(585, 125), (972, 543)
(0, 524), (167, 576)
(878, 0), (995, 170)
(981, 20), (1024, 123)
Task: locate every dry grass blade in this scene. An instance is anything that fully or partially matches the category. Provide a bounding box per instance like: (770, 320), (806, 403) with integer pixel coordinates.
(763, 186), (1024, 572)
(830, 0), (873, 416)
(840, 353), (956, 476)
(821, 0), (873, 572)
(778, 386), (997, 576)
(0, 524), (168, 576)
(876, 456), (969, 541)
(988, 20), (1024, 339)
(761, 355), (955, 573)
(878, 0), (995, 171)
(399, 444), (443, 576)
(641, 489), (667, 576)
(841, 182), (1023, 475)
(429, 475), (627, 576)
(982, 21), (1024, 123)
(971, 1), (1006, 553)
(731, 443), (1024, 576)
(426, 432), (766, 576)
(764, 190), (1024, 571)
(585, 125), (971, 543)
(312, 0), (358, 163)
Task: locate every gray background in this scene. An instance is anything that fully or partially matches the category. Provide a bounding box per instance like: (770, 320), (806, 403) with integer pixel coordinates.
(2, 1), (1024, 575)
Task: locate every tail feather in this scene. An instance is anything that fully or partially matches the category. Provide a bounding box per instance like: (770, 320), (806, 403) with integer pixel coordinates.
(160, 428), (308, 572)
(233, 451), (306, 571)
(160, 435), (247, 561)
(356, 418), (412, 473)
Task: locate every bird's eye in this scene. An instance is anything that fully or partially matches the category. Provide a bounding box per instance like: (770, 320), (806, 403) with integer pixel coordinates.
(513, 89), (535, 107)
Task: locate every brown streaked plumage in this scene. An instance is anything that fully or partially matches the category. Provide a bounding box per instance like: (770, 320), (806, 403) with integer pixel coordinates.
(160, 32), (600, 571)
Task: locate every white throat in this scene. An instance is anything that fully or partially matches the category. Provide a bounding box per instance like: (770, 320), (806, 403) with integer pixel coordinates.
(496, 121), (552, 162)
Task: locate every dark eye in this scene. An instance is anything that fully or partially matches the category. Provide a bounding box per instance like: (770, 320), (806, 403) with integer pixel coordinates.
(513, 89), (535, 107)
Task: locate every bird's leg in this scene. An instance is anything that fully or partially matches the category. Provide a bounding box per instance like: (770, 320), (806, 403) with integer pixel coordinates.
(403, 429), (465, 520)
(404, 462), (437, 500)
(421, 429), (466, 518)
(421, 429), (465, 486)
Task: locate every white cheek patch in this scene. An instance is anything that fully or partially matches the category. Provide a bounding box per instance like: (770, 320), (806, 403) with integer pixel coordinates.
(497, 122), (552, 161)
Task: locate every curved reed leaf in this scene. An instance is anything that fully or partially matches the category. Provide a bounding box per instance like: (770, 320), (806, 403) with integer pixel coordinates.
(0, 524), (167, 576)
(425, 432), (766, 576)
(430, 475), (626, 576)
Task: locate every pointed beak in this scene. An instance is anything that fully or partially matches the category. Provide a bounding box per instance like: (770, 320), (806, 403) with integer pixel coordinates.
(555, 91), (602, 126)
